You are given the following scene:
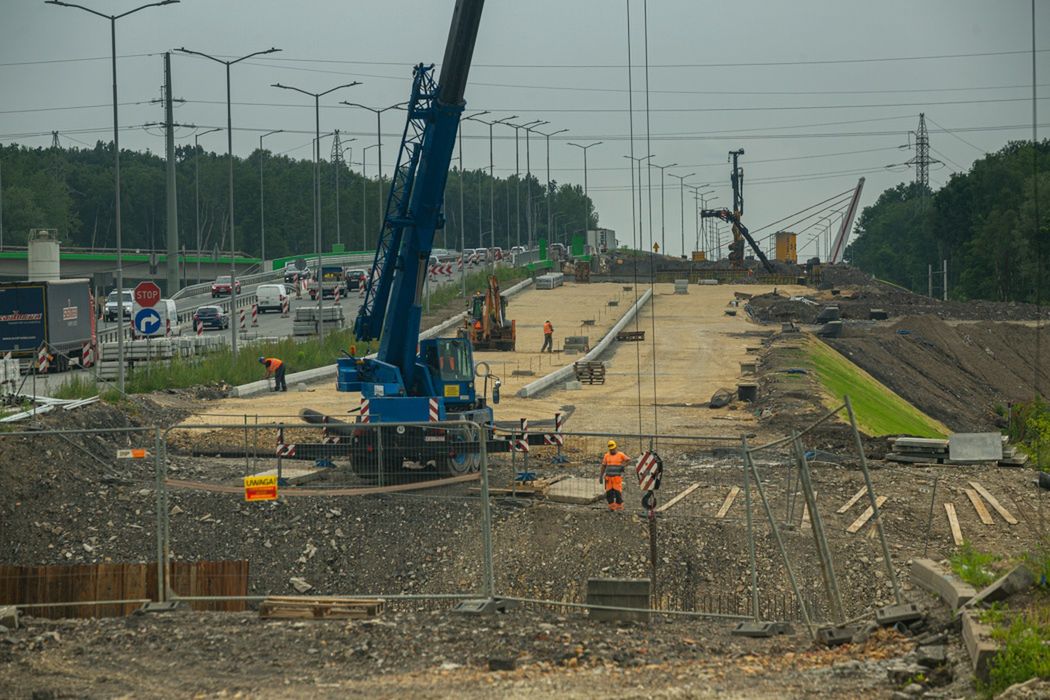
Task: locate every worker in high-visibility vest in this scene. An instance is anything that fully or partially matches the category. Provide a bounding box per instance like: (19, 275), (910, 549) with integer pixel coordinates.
(541, 320), (554, 353)
(599, 440), (629, 511)
(259, 356), (287, 392)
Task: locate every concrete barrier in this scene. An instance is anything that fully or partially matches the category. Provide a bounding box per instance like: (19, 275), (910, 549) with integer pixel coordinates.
(910, 558), (977, 610)
(230, 277), (535, 398)
(517, 287), (653, 398)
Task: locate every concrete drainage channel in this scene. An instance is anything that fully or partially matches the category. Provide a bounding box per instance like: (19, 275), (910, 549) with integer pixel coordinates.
(230, 277), (536, 398)
(517, 287), (653, 398)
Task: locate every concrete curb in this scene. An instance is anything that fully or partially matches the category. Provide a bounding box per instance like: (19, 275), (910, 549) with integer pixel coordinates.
(517, 287), (653, 398)
(230, 276), (535, 398)
(910, 558), (977, 610)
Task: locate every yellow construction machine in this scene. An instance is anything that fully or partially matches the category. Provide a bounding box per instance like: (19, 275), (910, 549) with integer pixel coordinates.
(461, 275), (516, 351)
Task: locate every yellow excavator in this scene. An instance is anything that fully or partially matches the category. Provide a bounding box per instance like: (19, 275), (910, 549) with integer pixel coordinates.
(461, 274), (516, 351)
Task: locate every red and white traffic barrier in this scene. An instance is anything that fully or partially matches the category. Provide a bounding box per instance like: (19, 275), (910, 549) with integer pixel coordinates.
(511, 417), (530, 453)
(239, 308), (247, 332)
(428, 398), (440, 422)
(543, 411), (564, 446)
(358, 398), (370, 423)
(281, 296), (290, 317)
(36, 346), (50, 374)
(196, 319), (204, 336)
(333, 287), (341, 305)
(251, 303), (259, 327)
(80, 342), (96, 368)
(321, 415), (340, 444)
(635, 451), (662, 492)
(275, 426), (296, 457)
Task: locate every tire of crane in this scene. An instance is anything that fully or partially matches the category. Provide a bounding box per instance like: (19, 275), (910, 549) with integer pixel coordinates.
(443, 423), (482, 476)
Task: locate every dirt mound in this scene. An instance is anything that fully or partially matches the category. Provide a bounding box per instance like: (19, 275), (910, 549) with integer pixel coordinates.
(827, 316), (1050, 431)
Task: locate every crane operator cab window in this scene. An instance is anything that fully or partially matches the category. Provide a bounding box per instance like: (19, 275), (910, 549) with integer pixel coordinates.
(434, 339), (473, 383)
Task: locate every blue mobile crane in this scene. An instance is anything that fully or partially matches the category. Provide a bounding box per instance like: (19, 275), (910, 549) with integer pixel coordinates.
(333, 0), (498, 480)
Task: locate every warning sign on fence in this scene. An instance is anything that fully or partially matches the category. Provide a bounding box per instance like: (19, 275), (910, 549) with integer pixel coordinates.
(116, 448), (148, 459)
(244, 475), (278, 502)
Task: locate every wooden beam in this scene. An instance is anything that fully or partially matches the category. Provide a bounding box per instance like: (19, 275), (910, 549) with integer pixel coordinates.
(963, 488), (995, 526)
(944, 502), (964, 546)
(846, 495), (888, 534)
(968, 481), (1018, 525)
(836, 486), (867, 514)
(656, 482), (702, 513)
(714, 485), (741, 519)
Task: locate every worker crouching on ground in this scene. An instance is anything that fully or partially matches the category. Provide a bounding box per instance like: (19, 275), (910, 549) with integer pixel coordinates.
(541, 320), (554, 353)
(259, 356), (287, 392)
(599, 440), (629, 511)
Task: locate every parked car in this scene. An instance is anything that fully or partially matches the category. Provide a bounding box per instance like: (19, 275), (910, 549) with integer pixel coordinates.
(255, 283), (287, 313)
(192, 305), (228, 330)
(345, 269), (367, 291)
(103, 289), (134, 322)
(210, 275), (241, 297)
(510, 245), (526, 256)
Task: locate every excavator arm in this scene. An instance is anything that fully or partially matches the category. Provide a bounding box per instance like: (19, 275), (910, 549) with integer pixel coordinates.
(700, 208), (775, 273)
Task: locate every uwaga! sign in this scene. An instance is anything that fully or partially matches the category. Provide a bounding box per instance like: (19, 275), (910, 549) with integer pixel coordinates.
(244, 475), (278, 502)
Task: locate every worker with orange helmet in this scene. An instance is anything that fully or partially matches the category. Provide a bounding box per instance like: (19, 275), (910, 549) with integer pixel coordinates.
(599, 440), (629, 511)
(259, 356), (287, 392)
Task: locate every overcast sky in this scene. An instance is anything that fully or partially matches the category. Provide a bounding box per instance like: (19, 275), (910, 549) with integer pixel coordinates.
(1, 0), (1046, 258)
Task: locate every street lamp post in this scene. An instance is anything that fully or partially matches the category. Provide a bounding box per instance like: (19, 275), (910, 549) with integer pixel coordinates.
(567, 141), (601, 252)
(177, 46), (282, 358)
(459, 111), (489, 296)
(271, 81), (361, 344)
(696, 189), (714, 254)
(335, 138), (355, 248)
(47, 0), (179, 392)
(502, 120), (543, 248)
(535, 127), (568, 246)
(194, 127), (221, 284)
(669, 172), (695, 259)
(361, 144), (379, 250)
(623, 154), (653, 251)
(523, 121), (549, 247)
(703, 194), (719, 257)
(258, 129), (282, 267)
(485, 116), (516, 268)
(649, 162), (677, 255)
(341, 102), (405, 232)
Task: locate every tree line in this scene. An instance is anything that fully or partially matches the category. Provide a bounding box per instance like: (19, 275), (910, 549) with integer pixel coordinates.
(0, 140), (599, 260)
(847, 140), (1048, 303)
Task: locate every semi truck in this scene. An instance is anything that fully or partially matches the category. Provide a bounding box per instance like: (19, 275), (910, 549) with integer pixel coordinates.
(0, 279), (95, 371)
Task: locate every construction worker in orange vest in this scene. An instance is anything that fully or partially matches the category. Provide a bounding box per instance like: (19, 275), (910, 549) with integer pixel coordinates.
(259, 356), (287, 392)
(541, 319), (554, 353)
(599, 440), (629, 511)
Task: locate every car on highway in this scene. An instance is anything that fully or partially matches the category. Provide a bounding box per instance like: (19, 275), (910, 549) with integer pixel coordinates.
(345, 269), (367, 291)
(192, 305), (228, 330)
(283, 262), (310, 284)
(210, 275), (241, 297)
(103, 289), (134, 322)
(255, 283), (288, 313)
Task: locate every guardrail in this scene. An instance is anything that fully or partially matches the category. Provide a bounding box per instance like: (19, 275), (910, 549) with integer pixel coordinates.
(171, 268), (280, 300)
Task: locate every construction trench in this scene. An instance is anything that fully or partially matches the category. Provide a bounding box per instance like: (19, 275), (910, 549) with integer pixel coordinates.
(1, 272), (1048, 699)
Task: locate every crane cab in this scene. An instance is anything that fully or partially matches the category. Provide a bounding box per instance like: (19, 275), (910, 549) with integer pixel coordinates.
(418, 337), (477, 409)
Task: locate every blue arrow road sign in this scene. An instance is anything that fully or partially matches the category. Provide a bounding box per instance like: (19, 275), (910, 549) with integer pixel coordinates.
(134, 307), (162, 336)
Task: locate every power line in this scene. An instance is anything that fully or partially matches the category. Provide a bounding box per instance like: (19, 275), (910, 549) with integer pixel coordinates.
(245, 47), (1050, 70)
(924, 115), (989, 154)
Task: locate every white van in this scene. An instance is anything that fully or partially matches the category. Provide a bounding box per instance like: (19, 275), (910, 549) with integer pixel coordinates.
(256, 283), (288, 313)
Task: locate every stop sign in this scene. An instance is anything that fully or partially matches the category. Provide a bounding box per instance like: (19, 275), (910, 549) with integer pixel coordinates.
(134, 281), (161, 308)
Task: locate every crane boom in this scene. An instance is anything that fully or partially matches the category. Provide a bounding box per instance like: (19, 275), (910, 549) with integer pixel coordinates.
(354, 0), (485, 392)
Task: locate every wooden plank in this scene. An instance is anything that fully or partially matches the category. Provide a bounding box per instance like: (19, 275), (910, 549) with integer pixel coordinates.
(123, 564), (147, 616)
(836, 486), (867, 514)
(945, 502), (964, 546)
(846, 496), (888, 534)
(963, 488), (995, 526)
(968, 481), (1018, 525)
(656, 483), (702, 513)
(714, 486), (741, 519)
